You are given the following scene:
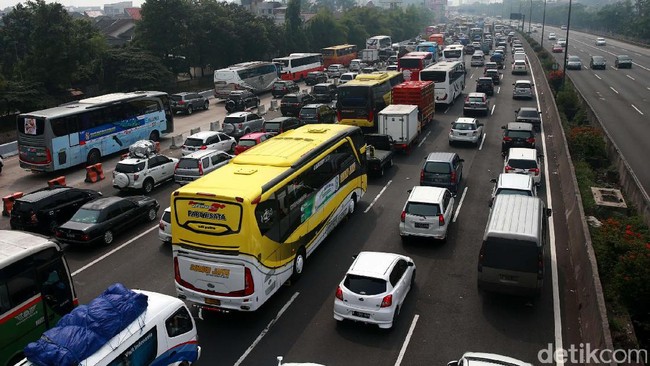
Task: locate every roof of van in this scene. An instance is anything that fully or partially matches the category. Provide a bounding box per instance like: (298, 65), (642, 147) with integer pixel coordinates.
(485, 195), (544, 242)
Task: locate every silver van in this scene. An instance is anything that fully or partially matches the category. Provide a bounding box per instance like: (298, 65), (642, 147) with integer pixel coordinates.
(174, 149), (233, 185)
(477, 195), (551, 297)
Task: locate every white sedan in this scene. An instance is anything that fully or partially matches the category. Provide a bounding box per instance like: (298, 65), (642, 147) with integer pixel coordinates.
(595, 37), (606, 46)
(333, 251), (416, 329)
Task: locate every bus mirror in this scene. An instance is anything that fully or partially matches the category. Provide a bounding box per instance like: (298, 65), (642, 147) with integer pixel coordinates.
(546, 208), (552, 217)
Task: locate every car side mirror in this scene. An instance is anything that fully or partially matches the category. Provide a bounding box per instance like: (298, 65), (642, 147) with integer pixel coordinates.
(459, 159), (465, 162)
(490, 178), (497, 183)
(408, 261), (415, 267)
(447, 361), (459, 366)
(407, 189), (412, 193)
(546, 208), (552, 217)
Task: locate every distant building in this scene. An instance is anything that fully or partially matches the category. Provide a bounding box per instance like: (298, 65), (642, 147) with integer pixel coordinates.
(104, 1), (133, 16)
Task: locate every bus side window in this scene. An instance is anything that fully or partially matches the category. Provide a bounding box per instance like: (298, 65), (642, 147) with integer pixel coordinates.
(7, 269), (38, 308)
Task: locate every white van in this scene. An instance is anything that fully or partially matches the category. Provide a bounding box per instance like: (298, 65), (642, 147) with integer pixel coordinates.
(349, 59), (363, 72)
(19, 288), (201, 366)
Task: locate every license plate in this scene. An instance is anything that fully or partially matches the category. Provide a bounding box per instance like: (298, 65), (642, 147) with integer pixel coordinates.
(459, 133), (467, 136)
(352, 311), (370, 319)
(415, 223), (429, 229)
(66, 233), (75, 238)
(182, 177), (193, 181)
(205, 298), (221, 306)
(500, 274), (518, 281)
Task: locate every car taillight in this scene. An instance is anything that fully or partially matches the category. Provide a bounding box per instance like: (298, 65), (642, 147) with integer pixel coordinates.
(55, 230), (63, 238)
(335, 286), (343, 301)
(200, 145), (207, 150)
(380, 294), (392, 308)
(529, 167), (540, 176)
(45, 148), (52, 164)
(133, 173), (139, 181)
(450, 171), (457, 183)
(368, 110), (374, 124)
(505, 165), (514, 172)
(81, 234), (90, 241)
(198, 164), (204, 176)
(420, 170), (424, 184)
(439, 214), (445, 226)
(526, 137), (536, 144)
(178, 100), (186, 105)
(159, 221), (165, 230)
(503, 136), (512, 142)
(174, 162), (179, 171)
(244, 267), (254, 296)
(401, 211), (406, 222)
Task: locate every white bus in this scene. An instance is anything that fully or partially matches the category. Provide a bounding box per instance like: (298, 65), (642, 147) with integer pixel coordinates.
(442, 44), (466, 69)
(213, 61), (280, 99)
(273, 53), (324, 81)
(419, 61), (466, 106)
(366, 35), (393, 51)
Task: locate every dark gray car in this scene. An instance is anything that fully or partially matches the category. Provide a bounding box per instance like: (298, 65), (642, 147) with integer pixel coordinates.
(311, 83), (338, 103)
(420, 152), (464, 193)
(515, 107), (542, 131)
(171, 92), (209, 115)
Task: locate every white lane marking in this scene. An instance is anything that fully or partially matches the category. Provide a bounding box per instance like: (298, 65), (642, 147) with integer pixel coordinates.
(626, 74), (635, 81)
(594, 74), (601, 80)
(631, 104), (644, 115)
(417, 131), (431, 148)
(394, 314), (419, 366)
(234, 292), (300, 366)
(479, 133), (487, 151)
(647, 87), (650, 91)
(610, 86), (619, 94)
(490, 104), (496, 115)
(470, 73), (475, 79)
(71, 225), (157, 277)
(634, 52), (642, 57)
(452, 186), (468, 223)
(497, 86), (501, 94)
(530, 62), (564, 366)
(444, 107), (450, 114)
(364, 180), (392, 213)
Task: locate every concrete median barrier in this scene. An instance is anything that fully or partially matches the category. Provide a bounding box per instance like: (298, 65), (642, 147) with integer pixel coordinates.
(210, 121), (220, 131)
(190, 127), (201, 135)
(270, 100), (278, 111)
(170, 134), (184, 149)
(258, 105), (266, 116)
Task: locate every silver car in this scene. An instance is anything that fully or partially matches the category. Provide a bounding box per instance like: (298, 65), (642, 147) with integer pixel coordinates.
(566, 55), (582, 70)
(512, 80), (534, 99)
(448, 117), (484, 146)
(399, 186), (455, 242)
(159, 207), (171, 243)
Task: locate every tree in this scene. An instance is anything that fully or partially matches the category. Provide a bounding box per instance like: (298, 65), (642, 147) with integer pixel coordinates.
(101, 47), (174, 92)
(285, 0), (309, 52)
(306, 9), (348, 50)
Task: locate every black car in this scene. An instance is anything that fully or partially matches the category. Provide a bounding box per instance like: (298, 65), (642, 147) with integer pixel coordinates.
(280, 93), (316, 117)
(225, 90), (260, 113)
(305, 71), (328, 86)
(10, 186), (102, 234)
(55, 196), (159, 246)
(299, 104), (337, 124)
(515, 107), (542, 131)
(589, 55), (607, 70)
(501, 122), (536, 153)
(485, 69), (500, 85)
(262, 117), (302, 136)
(311, 83), (338, 103)
(170, 92), (209, 115)
(475, 77), (495, 96)
(272, 80), (300, 98)
(614, 55), (632, 69)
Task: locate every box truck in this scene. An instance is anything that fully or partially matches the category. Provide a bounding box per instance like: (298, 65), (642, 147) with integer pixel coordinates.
(378, 104), (419, 153)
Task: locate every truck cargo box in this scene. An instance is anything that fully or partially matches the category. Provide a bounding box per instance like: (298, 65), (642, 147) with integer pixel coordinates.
(378, 104), (419, 153)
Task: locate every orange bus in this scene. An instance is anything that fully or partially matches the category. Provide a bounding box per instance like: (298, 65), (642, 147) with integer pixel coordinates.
(322, 44), (358, 67)
(428, 33), (445, 51)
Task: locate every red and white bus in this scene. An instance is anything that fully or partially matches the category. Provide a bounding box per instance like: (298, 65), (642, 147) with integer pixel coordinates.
(273, 53), (324, 81)
(322, 45), (358, 67)
(398, 51), (435, 81)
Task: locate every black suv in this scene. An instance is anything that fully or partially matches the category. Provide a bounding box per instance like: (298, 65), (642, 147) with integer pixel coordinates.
(501, 122), (536, 153)
(515, 107), (542, 131)
(305, 72), (328, 86)
(10, 186), (102, 234)
(170, 92), (209, 115)
(280, 93), (316, 117)
(225, 90), (260, 113)
(311, 83), (338, 103)
(420, 152), (464, 193)
(299, 104), (337, 124)
(272, 80), (300, 98)
(475, 77), (495, 95)
(263, 117), (302, 136)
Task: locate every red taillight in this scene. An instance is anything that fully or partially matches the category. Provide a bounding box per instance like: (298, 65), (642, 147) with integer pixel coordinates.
(368, 109), (374, 124)
(503, 136), (512, 142)
(243, 267), (254, 296)
(174, 162), (179, 171)
(159, 221), (165, 230)
(178, 100), (186, 105)
(450, 171), (457, 183)
(81, 234), (90, 241)
(526, 137), (536, 144)
(335, 286), (343, 301)
(505, 165), (513, 172)
(45, 148), (52, 164)
(380, 294), (392, 308)
(529, 167), (540, 176)
(198, 163), (204, 176)
(200, 145), (207, 150)
(238, 123), (243, 129)
(420, 170), (424, 184)
(55, 230), (62, 238)
(133, 173), (139, 181)
(439, 214), (445, 226)
(401, 211), (406, 222)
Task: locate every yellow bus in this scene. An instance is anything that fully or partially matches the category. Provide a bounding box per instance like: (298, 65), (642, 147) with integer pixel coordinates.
(336, 71), (405, 130)
(321, 44), (358, 67)
(171, 124), (367, 312)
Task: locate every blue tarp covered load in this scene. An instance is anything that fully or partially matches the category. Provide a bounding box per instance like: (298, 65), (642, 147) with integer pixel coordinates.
(24, 283), (148, 366)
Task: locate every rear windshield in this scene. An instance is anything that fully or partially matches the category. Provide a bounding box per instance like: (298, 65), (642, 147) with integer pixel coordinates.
(496, 188), (533, 196)
(11, 200), (34, 213)
(273, 82), (287, 89)
(337, 86), (369, 107)
(515, 83), (531, 88)
(482, 237), (540, 272)
(507, 158), (537, 169)
(313, 86), (329, 94)
(224, 116), (245, 124)
(344, 274), (387, 295)
(184, 138), (204, 147)
(452, 123), (475, 130)
(300, 108), (317, 116)
(468, 97), (485, 103)
(115, 162), (145, 173)
(424, 161), (451, 174)
(161, 210), (171, 222)
(177, 158), (199, 169)
(170, 95), (182, 101)
(506, 130), (533, 139)
(519, 110), (539, 118)
(238, 139), (257, 147)
(283, 96), (299, 103)
(70, 208), (102, 224)
(406, 202), (440, 216)
(264, 122), (281, 131)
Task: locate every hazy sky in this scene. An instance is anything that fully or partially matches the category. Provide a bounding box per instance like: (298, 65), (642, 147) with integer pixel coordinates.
(1, 0), (145, 10)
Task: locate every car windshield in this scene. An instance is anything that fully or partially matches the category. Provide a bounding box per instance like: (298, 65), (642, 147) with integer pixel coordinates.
(162, 210), (171, 222)
(264, 122), (281, 131)
(569, 56), (580, 62)
(344, 274), (387, 295)
(406, 202), (441, 216)
(468, 97), (485, 103)
(70, 208), (101, 224)
(224, 116), (245, 124)
(115, 162), (145, 173)
(184, 138), (205, 147)
(238, 139), (257, 147)
(283, 96), (299, 103)
(177, 158), (199, 169)
(507, 158), (537, 169)
(506, 130), (533, 139)
(519, 110), (539, 118)
(307, 72), (320, 77)
(424, 161), (451, 174)
(314, 86), (329, 94)
(452, 122), (476, 130)
(496, 188), (533, 196)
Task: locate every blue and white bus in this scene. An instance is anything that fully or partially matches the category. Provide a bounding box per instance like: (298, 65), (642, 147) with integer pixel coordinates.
(17, 91), (174, 172)
(415, 42), (440, 61)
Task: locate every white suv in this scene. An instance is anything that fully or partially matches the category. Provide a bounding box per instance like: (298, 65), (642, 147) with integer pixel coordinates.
(399, 186), (455, 242)
(181, 131), (236, 156)
(503, 147), (542, 186)
(112, 142), (178, 194)
(159, 207), (172, 243)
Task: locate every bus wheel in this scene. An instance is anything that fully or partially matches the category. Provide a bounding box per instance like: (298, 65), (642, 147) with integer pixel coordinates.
(87, 149), (101, 166)
(348, 195), (356, 218)
(149, 130), (160, 142)
(291, 248), (305, 281)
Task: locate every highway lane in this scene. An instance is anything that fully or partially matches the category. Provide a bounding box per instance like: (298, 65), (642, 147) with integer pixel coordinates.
(531, 26), (650, 195)
(0, 54), (570, 365)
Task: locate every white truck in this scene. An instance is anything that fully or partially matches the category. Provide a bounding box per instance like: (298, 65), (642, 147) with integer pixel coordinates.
(378, 104), (420, 153)
(361, 49), (380, 65)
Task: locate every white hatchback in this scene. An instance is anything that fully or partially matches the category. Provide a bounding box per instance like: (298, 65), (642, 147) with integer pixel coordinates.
(333, 251), (416, 329)
(399, 186), (455, 242)
(181, 131), (236, 156)
(159, 207), (171, 243)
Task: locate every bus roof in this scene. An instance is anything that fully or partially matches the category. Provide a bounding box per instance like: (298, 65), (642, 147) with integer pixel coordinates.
(174, 124), (360, 200)
(322, 44), (356, 50)
(422, 60), (463, 71)
(275, 53), (322, 60)
(401, 52), (432, 59)
(354, 71), (402, 82)
(217, 61), (275, 71)
(0, 230), (59, 268)
(367, 35), (390, 40)
(19, 91), (167, 119)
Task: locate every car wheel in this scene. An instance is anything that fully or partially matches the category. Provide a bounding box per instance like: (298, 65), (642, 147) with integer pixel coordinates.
(387, 158), (393, 168)
(86, 149), (101, 166)
(187, 105), (193, 115)
(149, 130), (160, 142)
(143, 178), (154, 194)
(291, 248), (306, 281)
(147, 208), (157, 222)
(103, 230), (114, 245)
(203, 101), (209, 110)
(230, 142), (236, 153)
(411, 269), (416, 286)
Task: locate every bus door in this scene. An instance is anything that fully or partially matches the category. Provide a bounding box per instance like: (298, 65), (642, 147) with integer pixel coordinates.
(36, 259), (75, 325)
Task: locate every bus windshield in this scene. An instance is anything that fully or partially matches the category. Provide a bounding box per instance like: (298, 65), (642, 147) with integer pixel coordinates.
(421, 71), (447, 83)
(400, 59), (423, 69)
(338, 87), (369, 107)
(444, 50), (462, 59)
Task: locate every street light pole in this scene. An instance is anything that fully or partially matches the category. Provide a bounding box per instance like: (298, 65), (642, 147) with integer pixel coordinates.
(528, 0), (532, 34)
(541, 0), (547, 48)
(562, 0), (573, 87)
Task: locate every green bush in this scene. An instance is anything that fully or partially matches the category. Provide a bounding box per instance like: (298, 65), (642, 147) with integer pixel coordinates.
(571, 108), (589, 127)
(574, 160), (597, 214)
(568, 126), (608, 168)
(556, 85), (581, 120)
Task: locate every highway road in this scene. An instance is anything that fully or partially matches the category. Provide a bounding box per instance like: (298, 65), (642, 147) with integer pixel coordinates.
(531, 26), (650, 195)
(0, 52), (579, 365)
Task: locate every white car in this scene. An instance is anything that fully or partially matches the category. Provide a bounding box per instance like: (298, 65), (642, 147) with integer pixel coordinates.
(159, 207), (171, 243)
(548, 32), (557, 40)
(449, 117), (484, 146)
(399, 186), (454, 242)
(511, 60), (528, 75)
(557, 38), (567, 47)
(595, 37), (606, 46)
(448, 352), (534, 366)
(489, 173), (536, 207)
(339, 72), (358, 84)
(181, 131), (236, 156)
(503, 147), (542, 186)
(327, 64), (346, 78)
(333, 251), (416, 329)
(112, 144), (178, 194)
